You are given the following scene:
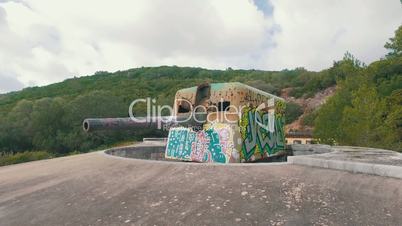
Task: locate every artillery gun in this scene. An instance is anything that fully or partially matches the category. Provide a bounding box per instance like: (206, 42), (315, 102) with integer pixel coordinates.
(83, 82), (286, 163)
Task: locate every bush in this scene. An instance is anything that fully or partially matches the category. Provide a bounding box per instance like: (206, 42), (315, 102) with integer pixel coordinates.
(285, 102), (303, 124)
(0, 151), (53, 166)
(302, 110), (318, 126)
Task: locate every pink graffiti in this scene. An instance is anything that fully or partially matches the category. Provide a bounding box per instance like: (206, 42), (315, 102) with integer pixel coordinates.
(217, 128), (232, 156)
(190, 131), (210, 162)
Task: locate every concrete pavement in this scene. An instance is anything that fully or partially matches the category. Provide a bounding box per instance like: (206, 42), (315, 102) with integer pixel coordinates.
(289, 145), (402, 179)
(0, 150), (401, 225)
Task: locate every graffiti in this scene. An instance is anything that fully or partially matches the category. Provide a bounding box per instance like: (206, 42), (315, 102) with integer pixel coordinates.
(239, 105), (285, 161)
(165, 124), (236, 163)
(165, 83), (286, 163)
(166, 104), (285, 163)
(189, 131), (209, 162)
(274, 100), (285, 117)
(165, 127), (195, 161)
(204, 123), (236, 163)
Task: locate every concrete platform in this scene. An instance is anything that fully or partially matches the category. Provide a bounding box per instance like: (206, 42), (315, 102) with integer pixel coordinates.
(0, 148), (401, 225)
(289, 145), (402, 179)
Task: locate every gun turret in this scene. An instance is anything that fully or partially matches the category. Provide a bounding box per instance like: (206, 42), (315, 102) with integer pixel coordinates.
(82, 82), (286, 163)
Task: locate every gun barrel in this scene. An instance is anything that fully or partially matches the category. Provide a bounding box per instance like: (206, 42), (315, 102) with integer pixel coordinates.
(83, 113), (207, 132)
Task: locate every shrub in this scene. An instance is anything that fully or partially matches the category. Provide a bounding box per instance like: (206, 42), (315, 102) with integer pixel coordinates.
(285, 102), (303, 124)
(0, 151), (53, 166)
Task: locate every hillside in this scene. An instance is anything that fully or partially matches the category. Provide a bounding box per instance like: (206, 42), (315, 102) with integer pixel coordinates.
(0, 67), (329, 112)
(283, 86), (336, 132)
(0, 65), (338, 154)
(0, 25), (401, 158)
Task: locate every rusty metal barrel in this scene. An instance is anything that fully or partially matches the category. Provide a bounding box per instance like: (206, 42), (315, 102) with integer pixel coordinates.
(83, 112), (207, 132)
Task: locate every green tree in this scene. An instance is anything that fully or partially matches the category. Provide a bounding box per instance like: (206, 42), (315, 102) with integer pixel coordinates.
(385, 25), (402, 58)
(31, 97), (66, 152)
(381, 89), (402, 151)
(314, 91), (348, 144)
(313, 71), (366, 144)
(245, 80), (279, 95)
(340, 85), (386, 147)
(301, 110), (318, 127)
(1, 100), (35, 151)
(61, 91), (132, 153)
(284, 102), (303, 124)
(329, 51), (364, 80)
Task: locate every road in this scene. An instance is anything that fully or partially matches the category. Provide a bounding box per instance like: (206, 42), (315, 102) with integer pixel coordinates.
(0, 151), (401, 225)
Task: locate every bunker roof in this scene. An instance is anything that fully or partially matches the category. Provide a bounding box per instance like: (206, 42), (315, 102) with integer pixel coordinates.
(176, 82), (284, 101)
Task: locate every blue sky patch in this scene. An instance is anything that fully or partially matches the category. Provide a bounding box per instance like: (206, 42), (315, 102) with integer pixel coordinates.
(252, 0), (274, 16)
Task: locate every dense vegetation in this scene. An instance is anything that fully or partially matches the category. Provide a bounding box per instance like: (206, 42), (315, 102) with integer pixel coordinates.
(0, 26), (400, 165)
(314, 26), (402, 151)
(0, 63), (339, 157)
(0, 151), (53, 166)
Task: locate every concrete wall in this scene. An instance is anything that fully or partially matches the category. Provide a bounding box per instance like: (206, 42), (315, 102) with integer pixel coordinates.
(105, 144), (167, 161)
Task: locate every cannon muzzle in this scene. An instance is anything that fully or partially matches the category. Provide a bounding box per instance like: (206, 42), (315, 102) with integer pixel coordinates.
(83, 113), (207, 132)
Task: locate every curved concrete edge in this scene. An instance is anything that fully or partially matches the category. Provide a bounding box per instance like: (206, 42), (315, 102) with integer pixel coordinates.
(101, 141), (291, 166)
(100, 150), (290, 167)
(101, 143), (402, 178)
(288, 156), (402, 179)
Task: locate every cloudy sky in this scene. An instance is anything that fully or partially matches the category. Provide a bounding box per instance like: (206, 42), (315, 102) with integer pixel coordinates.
(0, 0), (401, 93)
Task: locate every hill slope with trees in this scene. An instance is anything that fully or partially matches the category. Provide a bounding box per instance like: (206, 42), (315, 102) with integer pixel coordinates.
(0, 26), (400, 165)
(314, 26), (402, 151)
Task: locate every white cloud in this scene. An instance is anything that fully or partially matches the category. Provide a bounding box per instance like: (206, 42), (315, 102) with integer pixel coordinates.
(0, 0), (400, 93)
(267, 0), (402, 70)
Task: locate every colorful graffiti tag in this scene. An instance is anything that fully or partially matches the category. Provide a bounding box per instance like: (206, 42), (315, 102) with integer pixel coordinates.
(165, 124), (237, 163)
(165, 127), (195, 161)
(166, 101), (285, 163)
(239, 103), (285, 161)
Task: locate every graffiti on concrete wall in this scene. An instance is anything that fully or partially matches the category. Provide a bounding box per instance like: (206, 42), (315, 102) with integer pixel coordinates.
(165, 123), (237, 163)
(202, 123), (238, 163)
(165, 127), (195, 161)
(239, 102), (285, 161)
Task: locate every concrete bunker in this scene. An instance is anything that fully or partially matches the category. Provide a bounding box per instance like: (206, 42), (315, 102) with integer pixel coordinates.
(85, 82), (290, 163)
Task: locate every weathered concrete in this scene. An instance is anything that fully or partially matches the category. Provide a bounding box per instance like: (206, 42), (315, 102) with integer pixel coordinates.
(289, 145), (402, 179)
(0, 149), (401, 226)
(106, 141), (167, 161)
(289, 144), (332, 156)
